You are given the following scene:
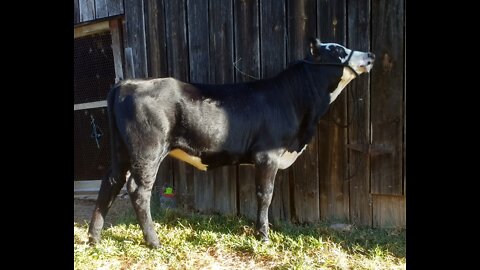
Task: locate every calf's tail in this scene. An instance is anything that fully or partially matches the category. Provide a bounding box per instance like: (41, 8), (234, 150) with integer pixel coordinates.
(88, 83), (130, 244)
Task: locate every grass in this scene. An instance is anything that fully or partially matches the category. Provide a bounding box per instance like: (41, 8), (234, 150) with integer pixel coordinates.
(74, 201), (405, 269)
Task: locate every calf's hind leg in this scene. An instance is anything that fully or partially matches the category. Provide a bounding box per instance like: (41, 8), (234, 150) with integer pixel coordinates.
(88, 165), (128, 245)
(127, 153), (165, 248)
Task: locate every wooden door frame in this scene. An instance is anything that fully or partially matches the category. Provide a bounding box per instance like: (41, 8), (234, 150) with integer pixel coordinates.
(74, 18), (125, 111)
(74, 18), (125, 193)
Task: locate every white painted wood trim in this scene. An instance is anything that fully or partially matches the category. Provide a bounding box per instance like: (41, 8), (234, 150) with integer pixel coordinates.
(74, 20), (110, 39)
(74, 180), (127, 193)
(74, 100), (107, 111)
(74, 180), (102, 192)
(110, 19), (124, 82)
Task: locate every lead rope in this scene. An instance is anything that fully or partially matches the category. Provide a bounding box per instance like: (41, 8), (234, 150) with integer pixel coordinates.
(300, 50), (359, 77)
(301, 52), (365, 182)
(302, 50), (357, 128)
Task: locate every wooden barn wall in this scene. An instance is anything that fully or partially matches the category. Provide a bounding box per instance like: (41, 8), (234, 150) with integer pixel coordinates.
(74, 0), (405, 228)
(75, 0), (124, 25)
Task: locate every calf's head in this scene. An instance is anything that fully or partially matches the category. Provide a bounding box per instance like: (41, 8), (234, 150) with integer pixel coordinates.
(309, 38), (375, 76)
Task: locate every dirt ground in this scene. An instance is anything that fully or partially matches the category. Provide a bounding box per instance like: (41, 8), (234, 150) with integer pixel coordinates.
(74, 194), (133, 226)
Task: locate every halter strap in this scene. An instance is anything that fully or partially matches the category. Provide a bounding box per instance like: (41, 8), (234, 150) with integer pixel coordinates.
(300, 50), (359, 77)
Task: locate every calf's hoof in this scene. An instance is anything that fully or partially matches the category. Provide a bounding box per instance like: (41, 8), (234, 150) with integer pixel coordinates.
(146, 240), (161, 249)
(145, 235), (161, 249)
(88, 235), (100, 246)
(255, 231), (270, 243)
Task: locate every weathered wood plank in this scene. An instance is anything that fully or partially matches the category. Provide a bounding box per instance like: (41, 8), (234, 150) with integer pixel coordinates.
(193, 170), (214, 213)
(347, 0), (372, 226)
(174, 161), (195, 210)
(317, 0), (349, 222)
(234, 0), (261, 222)
(109, 19), (124, 82)
(124, 47), (134, 78)
(234, 0), (260, 81)
(95, 0), (108, 19)
(187, 0), (215, 213)
(144, 0), (168, 78)
(164, 0), (193, 209)
(260, 0), (288, 223)
(287, 0), (316, 61)
(260, 0), (286, 78)
(74, 0), (80, 24)
(107, 0), (124, 17)
(238, 166), (257, 221)
(292, 142), (319, 223)
(318, 117), (350, 222)
(209, 0), (237, 216)
(165, 0), (189, 80)
(213, 166), (237, 216)
(317, 0), (345, 42)
(269, 169), (291, 223)
(123, 0), (147, 78)
(209, 0), (234, 83)
(79, 0), (95, 22)
(143, 0), (171, 197)
(188, 0), (210, 82)
(372, 195), (405, 228)
(288, 0), (319, 224)
(403, 34), (406, 196)
(370, 0), (404, 195)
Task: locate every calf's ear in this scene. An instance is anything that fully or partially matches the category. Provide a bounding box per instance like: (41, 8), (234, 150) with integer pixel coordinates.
(309, 37), (321, 57)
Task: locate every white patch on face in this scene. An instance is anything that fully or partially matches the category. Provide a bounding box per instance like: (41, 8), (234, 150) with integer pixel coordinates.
(321, 43), (375, 75)
(330, 68), (356, 104)
(346, 51), (374, 74)
(322, 43), (352, 63)
(277, 144), (307, 169)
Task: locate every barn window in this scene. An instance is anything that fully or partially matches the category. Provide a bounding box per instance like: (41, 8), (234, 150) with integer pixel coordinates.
(74, 20), (124, 188)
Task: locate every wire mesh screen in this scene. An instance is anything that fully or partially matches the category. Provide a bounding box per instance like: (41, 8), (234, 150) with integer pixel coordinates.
(74, 31), (116, 104)
(74, 31), (116, 181)
(74, 108), (112, 180)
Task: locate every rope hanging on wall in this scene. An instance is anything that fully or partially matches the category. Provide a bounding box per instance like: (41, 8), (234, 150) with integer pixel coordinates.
(90, 114), (103, 149)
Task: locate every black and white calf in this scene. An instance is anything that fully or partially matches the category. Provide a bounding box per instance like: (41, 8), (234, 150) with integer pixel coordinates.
(88, 38), (375, 247)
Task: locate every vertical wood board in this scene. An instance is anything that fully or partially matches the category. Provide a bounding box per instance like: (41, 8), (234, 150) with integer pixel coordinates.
(124, 0), (147, 78)
(372, 195), (405, 228)
(164, 0), (193, 209)
(370, 0), (404, 195)
(74, 0), (80, 24)
(107, 0), (124, 17)
(144, 0), (168, 78)
(209, 0), (237, 215)
(317, 0), (349, 222)
(79, 0), (95, 22)
(347, 0), (372, 226)
(288, 0), (319, 223)
(234, 0), (261, 221)
(95, 0), (108, 19)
